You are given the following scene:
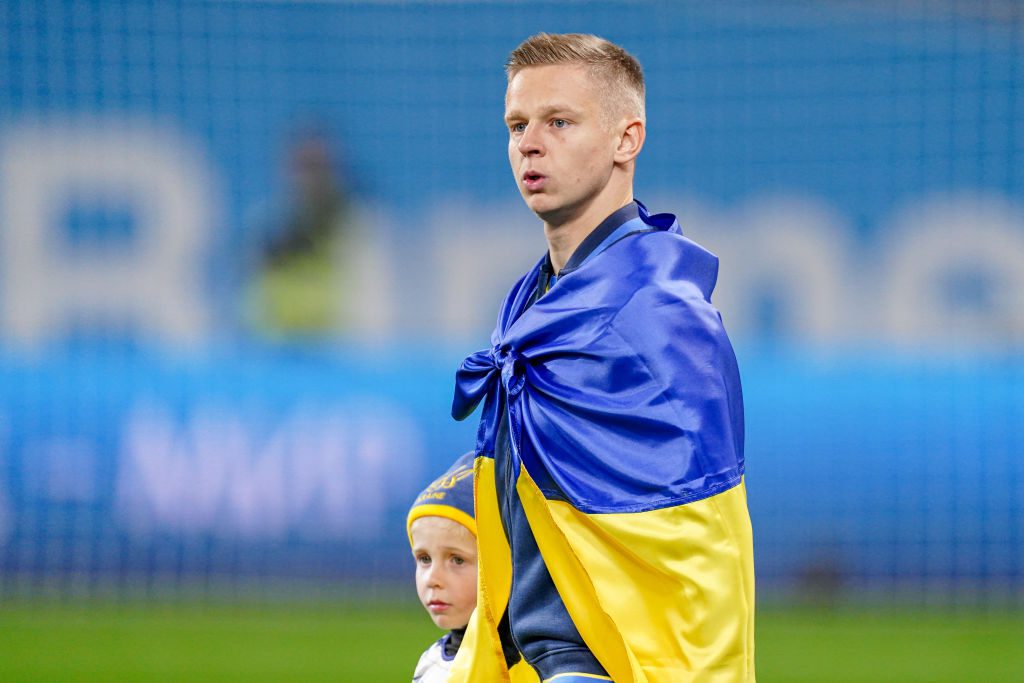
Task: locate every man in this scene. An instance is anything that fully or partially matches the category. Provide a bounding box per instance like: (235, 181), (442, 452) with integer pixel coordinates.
(450, 33), (755, 683)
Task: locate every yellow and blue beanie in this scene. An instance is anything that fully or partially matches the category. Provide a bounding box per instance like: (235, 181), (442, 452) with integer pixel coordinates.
(407, 451), (477, 544)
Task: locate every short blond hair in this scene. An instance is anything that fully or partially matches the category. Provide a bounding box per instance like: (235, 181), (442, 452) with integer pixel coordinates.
(505, 32), (645, 122)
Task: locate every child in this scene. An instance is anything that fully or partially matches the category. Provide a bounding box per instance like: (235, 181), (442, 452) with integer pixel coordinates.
(407, 452), (478, 683)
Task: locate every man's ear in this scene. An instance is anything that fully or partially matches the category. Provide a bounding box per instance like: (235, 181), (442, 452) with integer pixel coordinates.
(614, 118), (645, 164)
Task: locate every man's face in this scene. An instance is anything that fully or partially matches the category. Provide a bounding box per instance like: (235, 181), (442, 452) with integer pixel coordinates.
(410, 516), (478, 630)
(505, 64), (622, 226)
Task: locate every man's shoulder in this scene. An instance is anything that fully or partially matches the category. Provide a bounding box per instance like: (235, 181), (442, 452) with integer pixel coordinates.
(595, 231), (731, 348)
(583, 229), (721, 308)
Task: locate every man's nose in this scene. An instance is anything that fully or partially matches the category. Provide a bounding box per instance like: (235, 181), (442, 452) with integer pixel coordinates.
(517, 124), (543, 156)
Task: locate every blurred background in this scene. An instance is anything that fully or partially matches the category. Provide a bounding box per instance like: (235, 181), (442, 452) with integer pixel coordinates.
(0, 0), (1022, 680)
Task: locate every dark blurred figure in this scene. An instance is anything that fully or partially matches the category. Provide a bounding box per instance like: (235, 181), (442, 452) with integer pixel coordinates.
(245, 123), (358, 338)
(797, 548), (845, 609)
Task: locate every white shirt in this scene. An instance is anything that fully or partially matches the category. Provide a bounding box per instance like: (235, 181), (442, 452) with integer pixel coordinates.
(411, 634), (456, 683)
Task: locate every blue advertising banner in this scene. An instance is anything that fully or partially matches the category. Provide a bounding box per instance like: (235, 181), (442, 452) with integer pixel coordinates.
(1, 349), (1020, 598)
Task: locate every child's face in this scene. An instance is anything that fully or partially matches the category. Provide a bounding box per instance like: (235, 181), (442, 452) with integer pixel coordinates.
(410, 516), (478, 630)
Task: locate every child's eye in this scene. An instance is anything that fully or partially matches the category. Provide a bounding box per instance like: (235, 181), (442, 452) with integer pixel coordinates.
(451, 556), (464, 566)
(416, 554), (431, 565)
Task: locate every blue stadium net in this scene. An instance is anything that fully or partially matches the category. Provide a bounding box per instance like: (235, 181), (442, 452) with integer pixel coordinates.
(0, 0), (1021, 606)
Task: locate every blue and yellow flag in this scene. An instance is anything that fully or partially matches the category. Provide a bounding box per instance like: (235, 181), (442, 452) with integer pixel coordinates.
(450, 205), (755, 683)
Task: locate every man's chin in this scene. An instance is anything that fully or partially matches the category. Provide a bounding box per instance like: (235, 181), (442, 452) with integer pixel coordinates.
(522, 193), (549, 211)
(524, 195), (567, 223)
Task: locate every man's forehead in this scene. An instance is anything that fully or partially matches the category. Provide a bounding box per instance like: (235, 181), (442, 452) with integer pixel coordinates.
(504, 100), (584, 120)
(504, 64), (598, 113)
(506, 63), (591, 92)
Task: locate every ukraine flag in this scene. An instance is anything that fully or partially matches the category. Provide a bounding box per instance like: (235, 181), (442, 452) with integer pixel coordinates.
(450, 209), (755, 682)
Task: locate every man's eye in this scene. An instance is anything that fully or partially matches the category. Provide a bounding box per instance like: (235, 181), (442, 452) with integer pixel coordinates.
(511, 123), (526, 133)
(553, 119), (568, 128)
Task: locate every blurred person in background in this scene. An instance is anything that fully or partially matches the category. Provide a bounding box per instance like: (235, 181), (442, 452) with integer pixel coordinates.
(244, 122), (360, 339)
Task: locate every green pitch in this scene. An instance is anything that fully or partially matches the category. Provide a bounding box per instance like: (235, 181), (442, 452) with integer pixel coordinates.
(0, 601), (1021, 682)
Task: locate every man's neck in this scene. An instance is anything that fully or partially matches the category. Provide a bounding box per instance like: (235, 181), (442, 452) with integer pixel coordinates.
(543, 188), (634, 273)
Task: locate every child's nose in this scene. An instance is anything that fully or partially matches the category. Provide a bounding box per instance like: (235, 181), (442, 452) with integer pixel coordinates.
(427, 565), (445, 587)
